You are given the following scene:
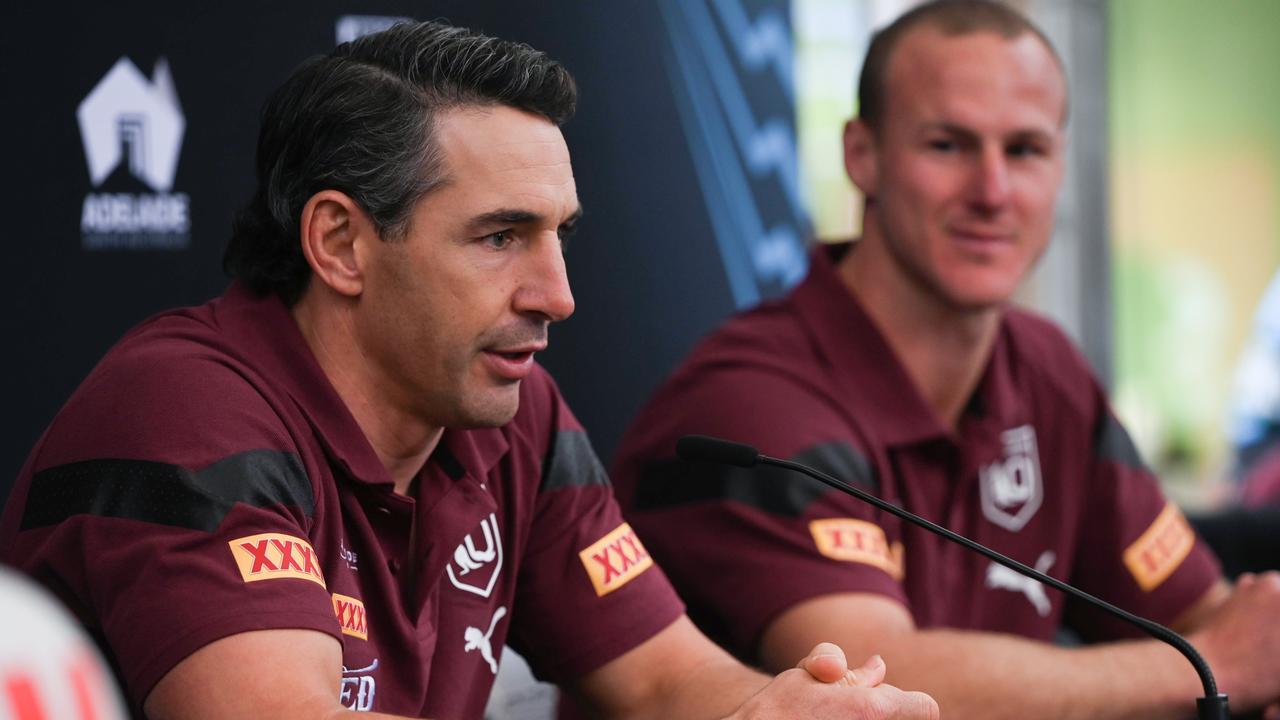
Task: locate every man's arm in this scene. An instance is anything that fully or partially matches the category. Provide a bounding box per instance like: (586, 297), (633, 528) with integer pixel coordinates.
(144, 629), (407, 720)
(758, 577), (1280, 720)
(567, 615), (937, 720)
(143, 627), (407, 717)
(144, 618), (937, 720)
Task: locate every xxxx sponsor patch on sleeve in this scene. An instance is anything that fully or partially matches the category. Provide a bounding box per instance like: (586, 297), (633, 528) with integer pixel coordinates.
(331, 593), (368, 640)
(1123, 502), (1195, 592)
(809, 518), (904, 580)
(228, 532), (326, 588)
(578, 522), (654, 597)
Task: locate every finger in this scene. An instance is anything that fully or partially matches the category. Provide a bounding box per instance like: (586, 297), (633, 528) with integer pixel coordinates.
(848, 654), (887, 688)
(796, 642), (849, 684)
(897, 689), (941, 720)
(875, 686), (941, 720)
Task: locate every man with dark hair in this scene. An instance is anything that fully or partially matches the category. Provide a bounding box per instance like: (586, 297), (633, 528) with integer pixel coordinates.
(613, 1), (1280, 717)
(0, 21), (937, 720)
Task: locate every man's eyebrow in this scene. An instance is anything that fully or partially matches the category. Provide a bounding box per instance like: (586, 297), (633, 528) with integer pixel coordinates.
(467, 209), (543, 230)
(924, 122), (1056, 142)
(465, 206), (584, 231)
(923, 122), (980, 139)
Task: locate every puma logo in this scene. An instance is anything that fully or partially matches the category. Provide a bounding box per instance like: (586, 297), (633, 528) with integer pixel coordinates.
(464, 606), (507, 674)
(985, 550), (1055, 617)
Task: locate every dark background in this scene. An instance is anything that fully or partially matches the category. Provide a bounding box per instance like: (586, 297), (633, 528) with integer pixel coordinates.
(1, 1), (803, 499)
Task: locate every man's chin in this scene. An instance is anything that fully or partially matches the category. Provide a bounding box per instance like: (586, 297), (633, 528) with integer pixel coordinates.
(452, 387), (523, 429)
(938, 272), (1024, 312)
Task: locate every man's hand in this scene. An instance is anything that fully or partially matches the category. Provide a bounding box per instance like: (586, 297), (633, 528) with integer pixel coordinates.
(1190, 571), (1280, 710)
(730, 643), (939, 720)
(571, 616), (937, 720)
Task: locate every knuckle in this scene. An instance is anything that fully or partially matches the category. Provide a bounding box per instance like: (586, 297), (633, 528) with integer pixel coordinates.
(917, 692), (942, 720)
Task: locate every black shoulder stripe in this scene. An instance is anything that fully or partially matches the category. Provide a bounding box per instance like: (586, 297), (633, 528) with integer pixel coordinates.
(635, 440), (876, 517)
(794, 442), (878, 492)
(1093, 414), (1149, 472)
(541, 429), (610, 490)
(21, 450), (313, 532)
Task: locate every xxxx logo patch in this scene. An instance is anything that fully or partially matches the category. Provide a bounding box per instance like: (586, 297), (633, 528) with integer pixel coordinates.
(1123, 502), (1195, 592)
(332, 593), (368, 640)
(578, 523), (653, 597)
(228, 533), (326, 588)
(809, 518), (905, 580)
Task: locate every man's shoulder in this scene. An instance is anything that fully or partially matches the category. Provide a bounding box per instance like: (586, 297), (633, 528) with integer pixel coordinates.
(690, 298), (813, 370)
(615, 300), (855, 476)
(34, 299), (295, 471)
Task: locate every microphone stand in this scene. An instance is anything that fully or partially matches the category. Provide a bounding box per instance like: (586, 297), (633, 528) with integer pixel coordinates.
(678, 435), (1230, 720)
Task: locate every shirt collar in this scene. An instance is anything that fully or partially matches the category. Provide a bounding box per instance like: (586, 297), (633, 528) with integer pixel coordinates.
(790, 242), (1022, 447)
(213, 282), (509, 488)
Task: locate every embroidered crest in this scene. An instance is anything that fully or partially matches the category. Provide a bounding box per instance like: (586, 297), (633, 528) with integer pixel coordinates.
(446, 513), (504, 598)
(979, 425), (1044, 532)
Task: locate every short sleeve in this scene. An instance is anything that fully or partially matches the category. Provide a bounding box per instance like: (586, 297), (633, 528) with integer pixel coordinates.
(1065, 405), (1222, 640)
(504, 373), (685, 685)
(3, 351), (341, 706)
(613, 364), (907, 661)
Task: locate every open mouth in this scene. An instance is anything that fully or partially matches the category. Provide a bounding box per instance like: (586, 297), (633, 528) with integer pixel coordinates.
(481, 347), (542, 381)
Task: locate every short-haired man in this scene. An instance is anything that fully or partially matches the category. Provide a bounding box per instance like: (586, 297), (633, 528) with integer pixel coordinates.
(613, 1), (1280, 717)
(0, 22), (937, 720)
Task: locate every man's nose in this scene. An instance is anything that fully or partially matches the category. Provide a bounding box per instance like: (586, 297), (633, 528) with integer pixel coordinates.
(514, 234), (575, 322)
(970, 146), (1011, 210)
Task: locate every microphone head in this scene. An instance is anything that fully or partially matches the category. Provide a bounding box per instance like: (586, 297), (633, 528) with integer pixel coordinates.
(676, 435), (760, 468)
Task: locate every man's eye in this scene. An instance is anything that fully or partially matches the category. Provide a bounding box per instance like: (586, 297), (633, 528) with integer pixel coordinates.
(481, 231), (514, 249)
(1007, 143), (1046, 158)
(928, 139), (958, 153)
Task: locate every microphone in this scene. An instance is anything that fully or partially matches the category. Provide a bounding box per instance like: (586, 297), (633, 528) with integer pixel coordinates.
(676, 434), (1231, 720)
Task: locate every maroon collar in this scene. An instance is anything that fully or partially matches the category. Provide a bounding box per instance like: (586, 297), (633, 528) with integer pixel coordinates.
(790, 243), (1023, 447)
(211, 282), (509, 489)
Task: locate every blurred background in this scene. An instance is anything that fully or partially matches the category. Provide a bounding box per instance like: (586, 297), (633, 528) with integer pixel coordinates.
(3, 0), (1279, 515)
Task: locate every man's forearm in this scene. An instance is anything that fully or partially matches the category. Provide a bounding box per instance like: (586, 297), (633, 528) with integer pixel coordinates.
(602, 644), (769, 720)
(868, 629), (1201, 720)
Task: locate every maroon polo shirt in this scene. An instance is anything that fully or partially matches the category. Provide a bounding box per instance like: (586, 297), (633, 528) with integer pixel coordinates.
(613, 242), (1220, 662)
(1, 282), (683, 719)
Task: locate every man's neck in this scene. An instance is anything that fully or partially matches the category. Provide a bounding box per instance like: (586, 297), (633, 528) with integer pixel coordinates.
(292, 293), (442, 495)
(837, 237), (1002, 432)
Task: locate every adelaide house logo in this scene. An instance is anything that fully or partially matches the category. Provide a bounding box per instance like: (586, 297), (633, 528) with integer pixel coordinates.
(76, 57), (190, 250)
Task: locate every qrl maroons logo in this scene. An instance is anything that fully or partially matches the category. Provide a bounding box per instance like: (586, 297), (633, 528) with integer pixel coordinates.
(76, 57), (190, 250)
(446, 513), (504, 598)
(979, 425), (1044, 532)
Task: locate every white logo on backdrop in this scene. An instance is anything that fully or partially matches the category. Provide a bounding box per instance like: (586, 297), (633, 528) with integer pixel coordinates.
(76, 57), (190, 249)
(77, 57), (184, 192)
(335, 15), (413, 45)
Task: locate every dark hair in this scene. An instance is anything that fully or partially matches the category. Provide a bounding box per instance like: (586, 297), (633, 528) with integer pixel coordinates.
(224, 21), (578, 305)
(857, 0), (1062, 129)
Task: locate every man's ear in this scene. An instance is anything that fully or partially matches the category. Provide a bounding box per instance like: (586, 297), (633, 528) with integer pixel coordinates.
(843, 118), (879, 199)
(299, 190), (373, 298)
